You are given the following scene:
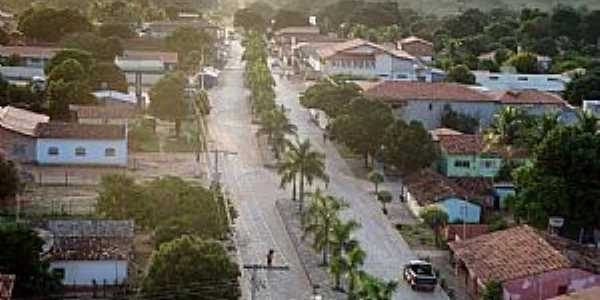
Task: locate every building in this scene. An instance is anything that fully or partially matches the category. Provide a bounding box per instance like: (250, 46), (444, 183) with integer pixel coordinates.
(583, 100), (600, 117)
(272, 26), (343, 66)
(549, 287), (600, 300)
(436, 133), (502, 178)
(305, 39), (435, 81)
(46, 220), (134, 287)
(35, 122), (128, 167)
(69, 105), (137, 126)
(0, 66), (45, 86)
(0, 46), (61, 68)
(402, 168), (482, 223)
(364, 81), (569, 129)
(115, 50), (178, 89)
(445, 224), (489, 242)
(473, 71), (570, 92)
(449, 225), (600, 300)
(397, 36), (434, 63)
(478, 50), (552, 71)
(0, 106), (49, 163)
(92, 90), (140, 107)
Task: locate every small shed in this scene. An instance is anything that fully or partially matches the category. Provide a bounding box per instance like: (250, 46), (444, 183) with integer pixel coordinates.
(435, 197), (481, 224)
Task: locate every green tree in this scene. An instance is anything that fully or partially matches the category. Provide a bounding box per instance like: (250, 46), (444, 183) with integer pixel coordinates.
(165, 26), (214, 59)
(485, 106), (529, 149)
(367, 170), (384, 194)
(98, 23), (135, 39)
(149, 72), (188, 137)
(302, 189), (347, 265)
(377, 190), (393, 213)
(272, 9), (308, 31)
(481, 280), (503, 300)
(258, 109), (297, 158)
(96, 174), (146, 221)
(329, 219), (361, 290)
(506, 52), (539, 74)
(419, 206), (449, 247)
(346, 245), (367, 298)
(0, 223), (62, 297)
(284, 138), (328, 212)
(278, 153), (300, 201)
(440, 104), (480, 134)
(89, 62), (128, 92)
(446, 64), (476, 84)
(234, 8), (267, 32)
(46, 49), (95, 76)
(18, 7), (92, 43)
(331, 97), (394, 168)
(46, 59), (94, 120)
(0, 156), (21, 203)
(356, 273), (398, 300)
(299, 80), (360, 118)
(382, 120), (438, 175)
(513, 125), (600, 232)
(61, 32), (123, 61)
(140, 235), (240, 300)
(563, 69), (600, 106)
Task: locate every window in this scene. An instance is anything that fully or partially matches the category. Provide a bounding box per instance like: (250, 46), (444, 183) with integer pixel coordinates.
(48, 147), (59, 156)
(547, 78), (559, 82)
(454, 160), (470, 168)
(489, 76), (499, 80)
(396, 74), (408, 79)
(105, 148), (116, 157)
(12, 144), (26, 155)
(75, 147), (86, 157)
(517, 76), (529, 81)
(428, 103), (433, 111)
(480, 160), (497, 169)
(417, 76), (427, 82)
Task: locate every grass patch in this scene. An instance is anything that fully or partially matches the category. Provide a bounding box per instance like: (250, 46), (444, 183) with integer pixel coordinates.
(163, 137), (197, 153)
(396, 223), (436, 249)
(129, 124), (160, 152)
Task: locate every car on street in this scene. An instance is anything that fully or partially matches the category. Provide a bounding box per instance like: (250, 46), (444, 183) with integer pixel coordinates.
(403, 260), (438, 291)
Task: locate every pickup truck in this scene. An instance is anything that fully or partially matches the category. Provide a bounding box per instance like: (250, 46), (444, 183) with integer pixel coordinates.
(403, 260), (438, 291)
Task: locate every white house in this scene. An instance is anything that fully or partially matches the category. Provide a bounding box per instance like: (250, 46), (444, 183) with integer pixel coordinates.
(46, 220), (134, 287)
(35, 122), (128, 167)
(0, 46), (61, 69)
(473, 71), (570, 92)
(583, 100), (600, 117)
(115, 50), (178, 89)
(364, 81), (569, 129)
(307, 39), (435, 81)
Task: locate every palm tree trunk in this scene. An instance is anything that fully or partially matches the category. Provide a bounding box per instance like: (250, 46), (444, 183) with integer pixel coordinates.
(292, 175), (297, 201)
(364, 152), (369, 168)
(299, 171), (305, 213)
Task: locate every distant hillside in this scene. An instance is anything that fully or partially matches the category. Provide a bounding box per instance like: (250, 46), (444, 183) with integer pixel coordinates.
(0, 0), (218, 14)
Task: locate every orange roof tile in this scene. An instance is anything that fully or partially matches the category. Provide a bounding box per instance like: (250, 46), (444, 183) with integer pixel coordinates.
(487, 90), (567, 106)
(403, 168), (468, 206)
(316, 38), (415, 60)
(449, 225), (572, 283)
(438, 134), (485, 155)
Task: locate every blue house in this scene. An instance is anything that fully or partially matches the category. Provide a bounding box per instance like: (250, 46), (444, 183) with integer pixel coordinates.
(35, 122), (128, 167)
(435, 197), (481, 223)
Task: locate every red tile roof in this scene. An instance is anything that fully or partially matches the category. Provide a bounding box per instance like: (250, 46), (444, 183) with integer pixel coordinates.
(274, 26), (320, 35)
(429, 128), (463, 141)
(437, 134), (485, 155)
(365, 81), (493, 103)
(0, 106), (49, 136)
(35, 122), (126, 140)
(488, 90), (568, 106)
(0, 46), (61, 59)
(450, 177), (495, 207)
(449, 225), (572, 283)
(70, 105), (137, 119)
(48, 237), (131, 261)
(445, 224), (489, 241)
(316, 38), (414, 60)
(403, 168), (468, 206)
(122, 50), (178, 64)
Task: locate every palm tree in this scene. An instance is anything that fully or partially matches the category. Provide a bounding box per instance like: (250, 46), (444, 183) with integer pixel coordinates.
(367, 170), (384, 194)
(277, 155), (299, 201)
(329, 219), (361, 290)
(285, 138), (329, 212)
(419, 206), (449, 247)
(345, 245), (366, 298)
(485, 106), (527, 147)
(302, 189), (347, 265)
(576, 109), (599, 134)
(258, 109), (297, 158)
(356, 273), (398, 300)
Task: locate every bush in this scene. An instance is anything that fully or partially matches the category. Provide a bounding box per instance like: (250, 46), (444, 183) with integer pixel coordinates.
(440, 105), (480, 134)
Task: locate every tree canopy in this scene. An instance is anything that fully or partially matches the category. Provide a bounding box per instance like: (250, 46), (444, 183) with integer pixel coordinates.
(17, 7), (92, 43)
(0, 156), (21, 202)
(165, 26), (214, 60)
(563, 69), (600, 106)
(140, 235), (240, 300)
(446, 64), (476, 84)
(382, 120), (439, 175)
(148, 72), (189, 136)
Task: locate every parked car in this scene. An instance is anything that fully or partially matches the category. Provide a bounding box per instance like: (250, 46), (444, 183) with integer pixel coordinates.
(403, 260), (437, 291)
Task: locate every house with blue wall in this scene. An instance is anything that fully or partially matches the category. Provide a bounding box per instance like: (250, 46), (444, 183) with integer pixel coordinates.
(436, 197), (481, 223)
(35, 123), (127, 167)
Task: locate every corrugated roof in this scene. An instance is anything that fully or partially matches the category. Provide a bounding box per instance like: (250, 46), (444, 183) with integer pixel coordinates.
(399, 36), (433, 46)
(449, 225), (572, 283)
(35, 122), (126, 140)
(0, 106), (49, 136)
(70, 105), (137, 119)
(122, 50), (178, 64)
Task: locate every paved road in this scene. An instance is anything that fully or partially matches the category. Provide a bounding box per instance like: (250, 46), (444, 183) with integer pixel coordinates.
(206, 41), (313, 300)
(207, 39), (448, 299)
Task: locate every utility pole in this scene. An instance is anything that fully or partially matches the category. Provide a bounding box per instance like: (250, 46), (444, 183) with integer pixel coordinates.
(209, 149), (237, 182)
(243, 264), (289, 300)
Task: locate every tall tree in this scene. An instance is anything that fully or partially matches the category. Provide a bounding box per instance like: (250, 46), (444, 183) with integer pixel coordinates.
(382, 120), (438, 175)
(89, 62), (128, 92)
(284, 138), (328, 212)
(302, 189), (347, 265)
(506, 52), (539, 74)
(149, 72), (188, 137)
(331, 97), (394, 167)
(329, 219), (361, 290)
(165, 26), (214, 59)
(46, 49), (95, 76)
(0, 156), (21, 203)
(140, 235), (240, 300)
(563, 69), (600, 106)
(0, 223), (62, 297)
(419, 206), (449, 247)
(346, 245), (367, 298)
(18, 7), (92, 43)
(485, 106), (529, 149)
(446, 64), (476, 84)
(356, 273), (398, 300)
(272, 9), (308, 31)
(46, 59), (94, 120)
